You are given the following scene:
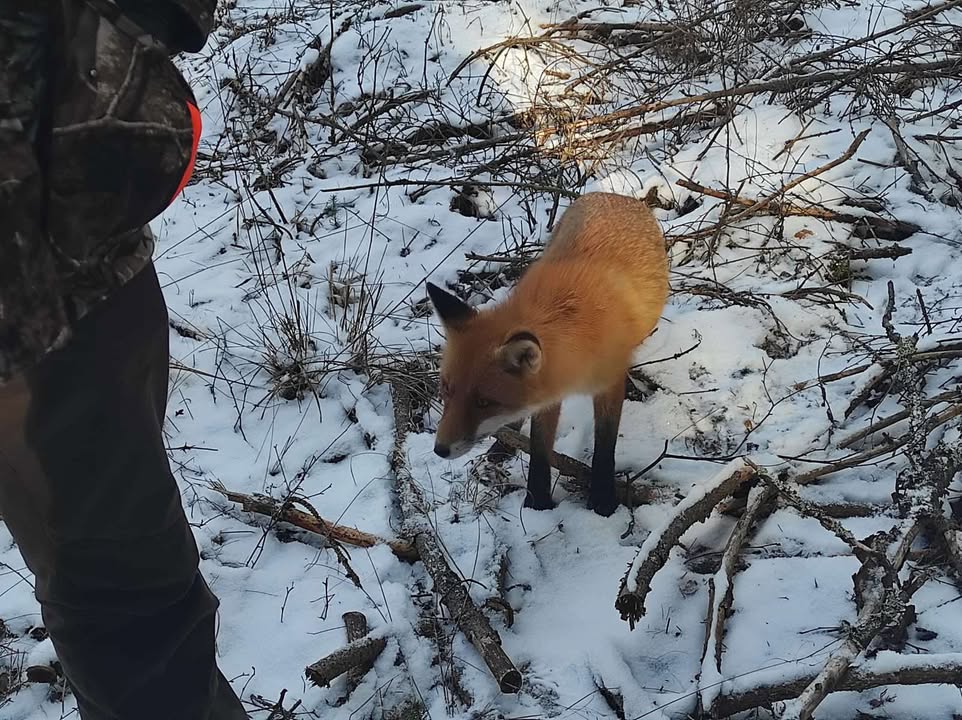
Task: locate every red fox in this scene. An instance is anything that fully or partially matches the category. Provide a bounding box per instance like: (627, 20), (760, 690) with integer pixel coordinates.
(426, 192), (669, 516)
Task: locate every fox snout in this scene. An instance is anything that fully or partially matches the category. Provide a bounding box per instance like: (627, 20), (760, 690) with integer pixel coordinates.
(434, 406), (527, 460)
(433, 439), (475, 459)
(432, 419), (478, 460)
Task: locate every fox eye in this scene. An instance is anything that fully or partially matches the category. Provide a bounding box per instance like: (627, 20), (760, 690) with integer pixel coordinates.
(476, 396), (494, 409)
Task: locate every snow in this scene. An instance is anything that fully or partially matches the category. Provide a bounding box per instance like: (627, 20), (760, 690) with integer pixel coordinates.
(2, 0), (962, 718)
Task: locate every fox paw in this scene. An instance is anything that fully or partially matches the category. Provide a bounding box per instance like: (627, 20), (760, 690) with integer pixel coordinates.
(523, 493), (556, 511)
(587, 492), (619, 517)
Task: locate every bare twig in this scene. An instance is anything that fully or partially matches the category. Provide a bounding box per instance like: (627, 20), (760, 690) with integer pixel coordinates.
(783, 0), (962, 69)
(539, 61), (962, 139)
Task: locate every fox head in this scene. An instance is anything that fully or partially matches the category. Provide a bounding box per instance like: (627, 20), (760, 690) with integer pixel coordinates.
(426, 282), (544, 459)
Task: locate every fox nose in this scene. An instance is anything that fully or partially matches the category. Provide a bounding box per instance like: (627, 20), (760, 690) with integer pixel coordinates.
(434, 443), (451, 458)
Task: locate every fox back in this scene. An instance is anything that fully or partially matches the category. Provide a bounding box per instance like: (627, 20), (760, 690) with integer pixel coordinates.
(427, 192), (669, 459)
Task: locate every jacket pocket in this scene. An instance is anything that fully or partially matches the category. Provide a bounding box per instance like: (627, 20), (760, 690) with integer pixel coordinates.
(47, 4), (201, 260)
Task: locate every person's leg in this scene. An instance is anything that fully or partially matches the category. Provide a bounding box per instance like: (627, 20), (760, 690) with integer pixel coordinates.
(0, 262), (247, 719)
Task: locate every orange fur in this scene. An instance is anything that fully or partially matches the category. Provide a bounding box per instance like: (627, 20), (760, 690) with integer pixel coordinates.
(426, 192), (669, 514)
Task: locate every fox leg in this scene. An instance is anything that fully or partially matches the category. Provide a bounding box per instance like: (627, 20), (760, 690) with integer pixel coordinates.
(524, 403), (560, 510)
(589, 378), (625, 516)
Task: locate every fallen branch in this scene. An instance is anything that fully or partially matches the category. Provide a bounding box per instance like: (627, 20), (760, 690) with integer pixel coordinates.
(616, 461), (756, 628)
(382, 3), (424, 19)
(214, 485), (419, 562)
(714, 131), (871, 229)
(758, 469), (881, 556)
(775, 553), (906, 720)
(415, 586), (474, 710)
(839, 390), (962, 449)
(708, 486), (776, 673)
(349, 89), (434, 132)
(390, 374), (523, 694)
(774, 362), (943, 720)
(492, 426), (591, 481)
(677, 178), (920, 241)
(845, 245), (913, 260)
(884, 115), (933, 199)
(272, 17), (353, 113)
(696, 577), (718, 717)
(712, 652), (962, 717)
(792, 402), (962, 485)
(305, 634), (388, 688)
(540, 20), (676, 35)
(718, 496), (886, 518)
(568, 105), (729, 149)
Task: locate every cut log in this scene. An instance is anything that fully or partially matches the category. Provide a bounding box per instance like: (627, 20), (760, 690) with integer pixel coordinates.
(305, 635), (388, 689)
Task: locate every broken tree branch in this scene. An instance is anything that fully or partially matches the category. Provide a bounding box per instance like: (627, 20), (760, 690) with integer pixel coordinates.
(716, 131), (871, 228)
(712, 652), (962, 717)
(710, 486), (776, 670)
(616, 461), (756, 629)
(757, 469), (881, 556)
(676, 178), (920, 241)
(775, 552), (907, 720)
(493, 426), (591, 482)
(927, 512), (962, 582)
(214, 485), (419, 562)
(792, 402), (962, 485)
(839, 390), (962, 449)
(390, 374), (523, 694)
(697, 494), (779, 711)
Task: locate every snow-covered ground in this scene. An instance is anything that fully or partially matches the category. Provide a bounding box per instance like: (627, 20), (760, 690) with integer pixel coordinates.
(2, 0), (962, 718)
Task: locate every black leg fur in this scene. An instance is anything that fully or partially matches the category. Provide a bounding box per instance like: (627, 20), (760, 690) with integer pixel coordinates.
(588, 379), (625, 517)
(524, 404), (560, 510)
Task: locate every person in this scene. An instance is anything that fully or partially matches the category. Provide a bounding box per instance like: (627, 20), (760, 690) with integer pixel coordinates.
(0, 0), (248, 717)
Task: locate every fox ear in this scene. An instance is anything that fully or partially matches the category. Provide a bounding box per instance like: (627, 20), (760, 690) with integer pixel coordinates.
(498, 331), (542, 375)
(426, 282), (475, 329)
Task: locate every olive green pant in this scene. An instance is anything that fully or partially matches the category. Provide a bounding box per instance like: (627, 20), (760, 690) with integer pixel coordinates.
(0, 263), (247, 719)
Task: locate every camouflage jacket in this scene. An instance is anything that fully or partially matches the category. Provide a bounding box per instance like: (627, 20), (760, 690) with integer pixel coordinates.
(0, 0), (215, 384)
